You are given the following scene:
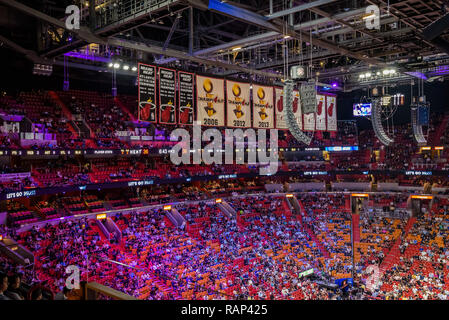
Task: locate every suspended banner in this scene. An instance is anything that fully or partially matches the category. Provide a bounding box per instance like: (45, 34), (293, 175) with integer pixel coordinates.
(138, 63), (157, 123)
(326, 95), (337, 132)
(276, 88), (302, 130)
(252, 85), (274, 129)
(275, 87), (287, 129)
(178, 71), (195, 125)
(315, 94), (327, 131)
(196, 75), (225, 127)
(158, 67), (177, 124)
(303, 111), (315, 131)
(226, 80), (251, 128)
(293, 90), (302, 131)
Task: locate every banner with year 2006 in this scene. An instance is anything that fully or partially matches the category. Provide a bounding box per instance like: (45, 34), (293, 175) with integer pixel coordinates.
(326, 95), (337, 132)
(138, 63), (157, 123)
(158, 67), (176, 124)
(275, 88), (302, 130)
(196, 75), (225, 127)
(178, 71), (194, 125)
(315, 94), (327, 131)
(226, 80), (251, 128)
(252, 85), (274, 129)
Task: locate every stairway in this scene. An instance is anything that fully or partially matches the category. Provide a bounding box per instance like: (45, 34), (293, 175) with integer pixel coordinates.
(47, 91), (79, 138)
(295, 198), (330, 259)
(380, 217), (416, 273)
(114, 96), (136, 121)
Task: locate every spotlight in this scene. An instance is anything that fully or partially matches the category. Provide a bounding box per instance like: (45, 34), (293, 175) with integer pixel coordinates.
(108, 63), (113, 68)
(365, 72), (372, 78)
(132, 66), (137, 71)
(359, 74), (365, 79)
(232, 47), (242, 51)
(383, 69), (390, 75)
(113, 63), (120, 69)
(123, 65), (130, 70)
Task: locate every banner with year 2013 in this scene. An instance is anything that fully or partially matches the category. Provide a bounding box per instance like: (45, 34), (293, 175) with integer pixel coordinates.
(226, 80), (251, 128)
(178, 71), (194, 125)
(252, 85), (274, 129)
(158, 67), (177, 124)
(138, 63), (157, 123)
(196, 75), (225, 127)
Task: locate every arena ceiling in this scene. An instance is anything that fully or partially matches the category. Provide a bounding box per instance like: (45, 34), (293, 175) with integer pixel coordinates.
(1, 0), (449, 90)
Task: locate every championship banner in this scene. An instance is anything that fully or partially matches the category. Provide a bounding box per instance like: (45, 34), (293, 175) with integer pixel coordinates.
(315, 94), (327, 131)
(326, 95), (337, 131)
(178, 71), (194, 125)
(275, 87), (287, 129)
(252, 85), (274, 129)
(293, 90), (302, 131)
(196, 75), (225, 127)
(226, 80), (251, 128)
(275, 88), (302, 130)
(303, 111), (315, 131)
(158, 67), (176, 124)
(138, 63), (157, 123)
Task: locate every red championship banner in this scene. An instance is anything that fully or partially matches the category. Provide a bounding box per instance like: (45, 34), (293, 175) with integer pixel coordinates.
(293, 90), (302, 131)
(303, 110), (315, 131)
(138, 63), (157, 123)
(315, 94), (327, 131)
(326, 95), (337, 132)
(275, 88), (303, 130)
(158, 67), (177, 124)
(196, 75), (225, 127)
(275, 87), (287, 129)
(252, 85), (274, 129)
(178, 71), (194, 125)
(226, 80), (251, 128)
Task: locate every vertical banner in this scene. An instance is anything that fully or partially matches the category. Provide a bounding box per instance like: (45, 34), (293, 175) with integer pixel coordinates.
(196, 75), (225, 127)
(293, 90), (302, 131)
(226, 80), (251, 128)
(326, 95), (337, 132)
(275, 87), (287, 129)
(178, 71), (194, 125)
(303, 111), (315, 131)
(138, 63), (157, 123)
(315, 94), (327, 131)
(252, 85), (274, 129)
(275, 88), (302, 130)
(158, 67), (177, 124)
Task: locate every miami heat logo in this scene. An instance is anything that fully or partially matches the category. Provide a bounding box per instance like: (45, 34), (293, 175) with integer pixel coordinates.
(140, 97), (156, 121)
(328, 102), (334, 117)
(232, 84), (245, 119)
(203, 79), (216, 117)
(317, 99), (323, 115)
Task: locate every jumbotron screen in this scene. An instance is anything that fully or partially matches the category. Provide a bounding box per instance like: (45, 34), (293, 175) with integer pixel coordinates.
(353, 103), (372, 117)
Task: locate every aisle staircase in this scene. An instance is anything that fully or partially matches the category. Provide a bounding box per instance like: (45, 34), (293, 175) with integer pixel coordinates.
(380, 216), (416, 273)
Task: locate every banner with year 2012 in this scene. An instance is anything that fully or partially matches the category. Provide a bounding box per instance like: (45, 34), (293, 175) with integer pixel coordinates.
(178, 71), (194, 125)
(196, 75), (225, 127)
(226, 80), (251, 128)
(158, 67), (177, 124)
(252, 85), (274, 129)
(138, 63), (157, 123)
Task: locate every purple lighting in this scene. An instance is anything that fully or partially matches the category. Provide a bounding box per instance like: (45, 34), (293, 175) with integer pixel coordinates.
(63, 51), (111, 63)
